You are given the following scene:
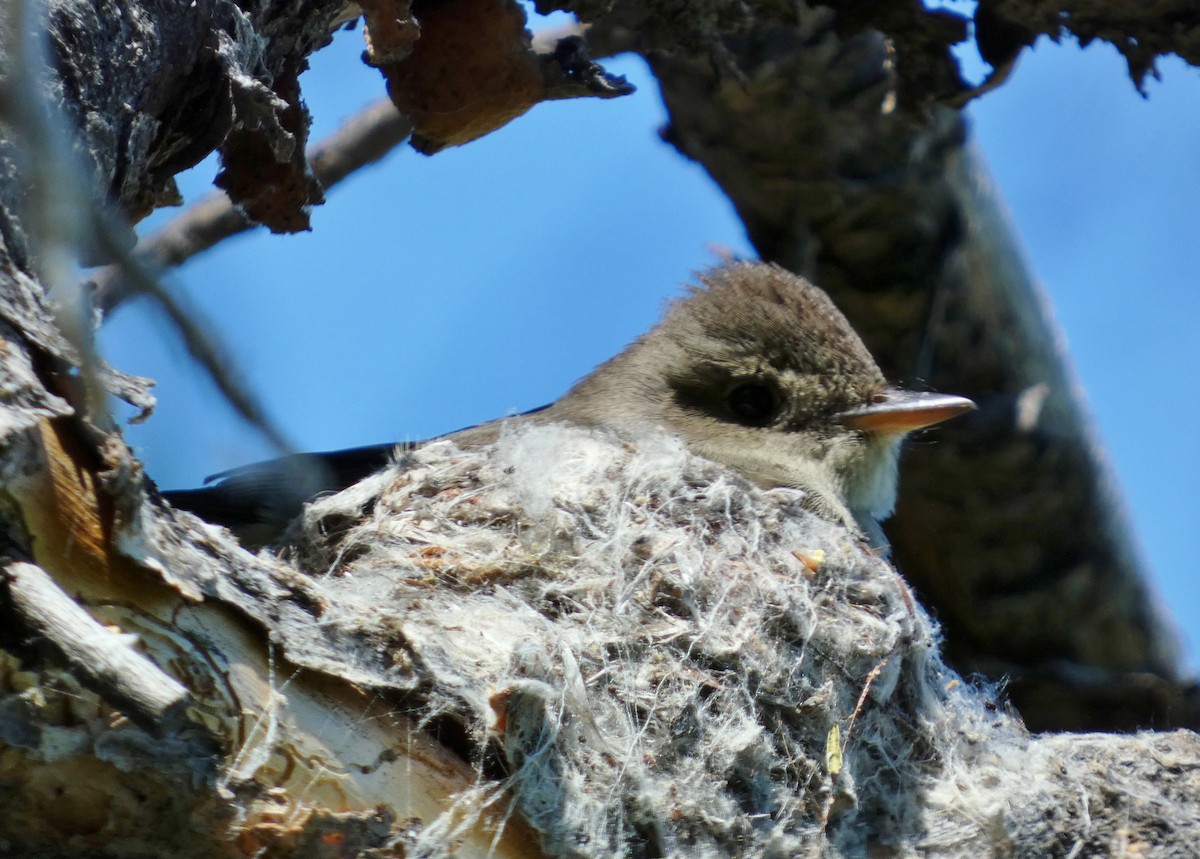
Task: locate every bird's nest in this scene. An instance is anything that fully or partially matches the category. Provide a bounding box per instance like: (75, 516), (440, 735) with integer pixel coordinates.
(278, 422), (1031, 856)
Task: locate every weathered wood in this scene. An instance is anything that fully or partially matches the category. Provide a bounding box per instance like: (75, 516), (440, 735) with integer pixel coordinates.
(4, 560), (189, 729)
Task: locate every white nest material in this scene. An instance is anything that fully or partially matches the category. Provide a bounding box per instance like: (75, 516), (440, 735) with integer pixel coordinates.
(292, 423), (1032, 857)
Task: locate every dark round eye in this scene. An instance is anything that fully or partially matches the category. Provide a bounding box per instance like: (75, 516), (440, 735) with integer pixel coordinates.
(727, 383), (779, 426)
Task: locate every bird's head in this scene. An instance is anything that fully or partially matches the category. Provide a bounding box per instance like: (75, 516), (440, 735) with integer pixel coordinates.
(555, 262), (973, 541)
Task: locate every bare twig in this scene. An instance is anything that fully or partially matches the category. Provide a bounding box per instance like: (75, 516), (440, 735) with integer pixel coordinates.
(90, 214), (298, 455)
(308, 97), (414, 187)
(93, 98), (412, 316)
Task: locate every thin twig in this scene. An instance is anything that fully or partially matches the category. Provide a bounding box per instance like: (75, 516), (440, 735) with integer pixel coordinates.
(93, 98), (412, 316)
(90, 212), (298, 455)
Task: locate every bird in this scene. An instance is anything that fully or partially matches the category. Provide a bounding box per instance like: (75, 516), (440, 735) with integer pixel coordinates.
(162, 261), (974, 548)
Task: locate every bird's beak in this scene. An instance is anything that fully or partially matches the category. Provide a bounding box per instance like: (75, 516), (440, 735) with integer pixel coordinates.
(835, 390), (975, 433)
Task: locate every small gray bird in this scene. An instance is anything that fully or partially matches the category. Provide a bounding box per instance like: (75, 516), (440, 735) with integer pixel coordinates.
(163, 262), (973, 547)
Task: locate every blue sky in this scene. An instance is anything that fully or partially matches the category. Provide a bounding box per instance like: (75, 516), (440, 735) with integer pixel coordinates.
(100, 16), (1200, 670)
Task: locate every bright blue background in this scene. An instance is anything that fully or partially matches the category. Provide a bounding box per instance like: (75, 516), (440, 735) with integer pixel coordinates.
(99, 11), (1200, 671)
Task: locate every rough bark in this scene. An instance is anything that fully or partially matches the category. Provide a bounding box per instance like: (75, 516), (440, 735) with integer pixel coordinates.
(1, 0), (1198, 856)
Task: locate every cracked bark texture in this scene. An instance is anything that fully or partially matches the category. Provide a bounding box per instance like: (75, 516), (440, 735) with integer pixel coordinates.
(1, 0), (1199, 855)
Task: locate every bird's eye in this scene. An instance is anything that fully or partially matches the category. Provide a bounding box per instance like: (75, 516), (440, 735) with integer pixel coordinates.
(727, 382), (779, 426)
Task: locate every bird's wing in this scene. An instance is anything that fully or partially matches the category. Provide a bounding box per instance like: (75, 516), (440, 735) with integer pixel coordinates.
(159, 404), (556, 545)
(161, 443), (403, 545)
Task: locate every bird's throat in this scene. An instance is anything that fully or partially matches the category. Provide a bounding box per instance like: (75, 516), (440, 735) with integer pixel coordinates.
(841, 434), (903, 525)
